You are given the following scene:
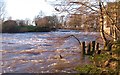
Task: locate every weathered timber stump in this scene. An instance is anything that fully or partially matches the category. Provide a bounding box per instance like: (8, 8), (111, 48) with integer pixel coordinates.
(87, 43), (91, 55)
(81, 41), (86, 55)
(81, 41), (100, 55)
(91, 41), (96, 53)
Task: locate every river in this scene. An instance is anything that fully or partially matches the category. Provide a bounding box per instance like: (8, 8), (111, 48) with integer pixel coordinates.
(1, 31), (101, 73)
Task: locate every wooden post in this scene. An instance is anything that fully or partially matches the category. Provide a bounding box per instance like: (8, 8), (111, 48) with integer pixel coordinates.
(81, 41), (86, 55)
(91, 41), (95, 53)
(96, 43), (99, 50)
(87, 43), (91, 55)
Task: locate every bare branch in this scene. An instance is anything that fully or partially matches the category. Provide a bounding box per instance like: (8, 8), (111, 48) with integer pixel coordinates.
(101, 1), (120, 39)
(64, 35), (81, 45)
(69, 1), (99, 13)
(0, 1), (5, 20)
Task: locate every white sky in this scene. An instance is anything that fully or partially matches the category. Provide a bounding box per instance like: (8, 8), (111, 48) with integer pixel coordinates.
(5, 0), (117, 20)
(6, 0), (55, 20)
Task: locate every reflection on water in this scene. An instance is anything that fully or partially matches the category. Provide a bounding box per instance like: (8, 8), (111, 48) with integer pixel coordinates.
(1, 31), (100, 73)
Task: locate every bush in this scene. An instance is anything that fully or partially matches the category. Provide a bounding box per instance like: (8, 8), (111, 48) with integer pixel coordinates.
(2, 20), (19, 33)
(18, 26), (36, 32)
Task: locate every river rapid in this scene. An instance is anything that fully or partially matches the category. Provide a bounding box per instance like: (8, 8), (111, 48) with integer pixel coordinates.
(1, 31), (101, 73)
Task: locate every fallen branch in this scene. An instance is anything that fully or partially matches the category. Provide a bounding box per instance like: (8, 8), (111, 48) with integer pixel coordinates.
(64, 35), (81, 45)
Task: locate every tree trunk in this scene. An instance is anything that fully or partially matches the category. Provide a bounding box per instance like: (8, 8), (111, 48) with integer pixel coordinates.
(99, 1), (108, 46)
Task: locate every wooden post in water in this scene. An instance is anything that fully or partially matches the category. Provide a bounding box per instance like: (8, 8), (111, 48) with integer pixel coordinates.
(91, 41), (96, 54)
(87, 43), (91, 55)
(81, 41), (86, 55)
(96, 43), (99, 50)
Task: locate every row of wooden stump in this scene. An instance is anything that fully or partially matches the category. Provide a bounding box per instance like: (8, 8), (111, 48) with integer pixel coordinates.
(81, 41), (100, 55)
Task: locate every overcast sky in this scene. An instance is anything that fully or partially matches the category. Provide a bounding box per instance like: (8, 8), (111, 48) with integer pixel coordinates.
(5, 0), (55, 20)
(4, 0), (118, 20)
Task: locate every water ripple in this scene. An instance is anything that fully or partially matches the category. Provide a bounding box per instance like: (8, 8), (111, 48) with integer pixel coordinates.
(1, 32), (100, 73)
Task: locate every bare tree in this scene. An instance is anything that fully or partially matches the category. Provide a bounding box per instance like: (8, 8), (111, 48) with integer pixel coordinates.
(51, 1), (120, 73)
(0, 1), (6, 32)
(0, 1), (5, 20)
(52, 0), (120, 46)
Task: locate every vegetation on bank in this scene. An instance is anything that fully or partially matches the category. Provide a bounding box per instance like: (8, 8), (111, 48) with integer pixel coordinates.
(1, 18), (58, 33)
(0, 15), (61, 33)
(2, 25), (56, 33)
(75, 39), (120, 74)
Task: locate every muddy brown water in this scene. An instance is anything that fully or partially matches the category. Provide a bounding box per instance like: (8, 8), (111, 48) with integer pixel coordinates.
(1, 31), (101, 73)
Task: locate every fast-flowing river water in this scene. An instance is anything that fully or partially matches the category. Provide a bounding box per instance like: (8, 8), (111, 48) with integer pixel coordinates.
(1, 31), (101, 73)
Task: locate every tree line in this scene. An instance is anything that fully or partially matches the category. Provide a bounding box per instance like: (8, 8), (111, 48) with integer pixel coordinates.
(0, 1), (103, 33)
(1, 15), (61, 33)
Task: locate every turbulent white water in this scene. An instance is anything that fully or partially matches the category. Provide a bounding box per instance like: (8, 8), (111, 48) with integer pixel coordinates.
(1, 31), (100, 73)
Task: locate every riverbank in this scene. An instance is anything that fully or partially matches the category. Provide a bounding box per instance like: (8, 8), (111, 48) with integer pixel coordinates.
(1, 25), (57, 33)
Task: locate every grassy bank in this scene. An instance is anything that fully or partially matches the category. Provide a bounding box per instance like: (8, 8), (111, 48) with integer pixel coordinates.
(2, 25), (56, 33)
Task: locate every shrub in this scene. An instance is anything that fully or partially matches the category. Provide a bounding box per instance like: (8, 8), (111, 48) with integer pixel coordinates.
(2, 20), (19, 33)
